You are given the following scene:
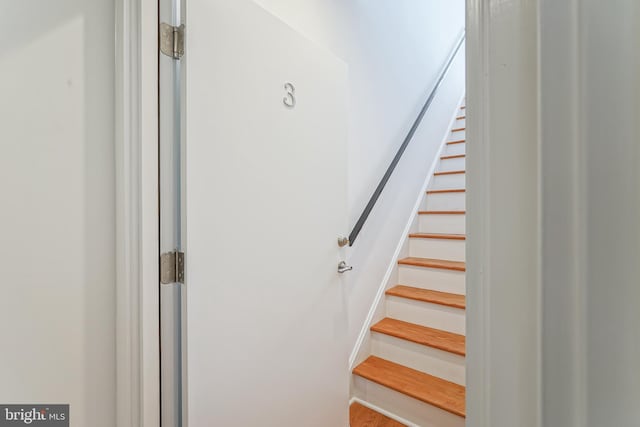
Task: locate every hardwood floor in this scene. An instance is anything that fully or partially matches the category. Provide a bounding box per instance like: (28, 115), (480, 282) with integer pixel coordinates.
(397, 257), (466, 271)
(426, 188), (465, 194)
(371, 318), (466, 356)
(386, 285), (466, 309)
(353, 356), (466, 418)
(408, 232), (466, 240)
(349, 402), (405, 427)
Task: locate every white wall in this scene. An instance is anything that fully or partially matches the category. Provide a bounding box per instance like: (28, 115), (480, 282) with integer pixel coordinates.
(0, 1), (116, 426)
(254, 0), (466, 349)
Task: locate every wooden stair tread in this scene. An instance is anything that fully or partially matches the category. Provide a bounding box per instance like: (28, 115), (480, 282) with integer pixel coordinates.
(434, 170), (465, 176)
(371, 318), (466, 356)
(446, 139), (465, 145)
(441, 154), (465, 160)
(418, 210), (465, 215)
(451, 127), (465, 132)
(349, 402), (406, 427)
(409, 232), (465, 240)
(398, 257), (465, 271)
(386, 285), (466, 309)
(460, 106), (466, 109)
(456, 116), (466, 120)
(353, 356), (466, 418)
(426, 188), (465, 194)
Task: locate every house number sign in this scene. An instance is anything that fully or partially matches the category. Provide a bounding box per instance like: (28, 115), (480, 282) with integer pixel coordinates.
(283, 82), (296, 108)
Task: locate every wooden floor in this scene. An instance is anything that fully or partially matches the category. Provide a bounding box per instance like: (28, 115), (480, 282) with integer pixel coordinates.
(353, 356), (466, 418)
(386, 285), (466, 309)
(349, 402), (406, 427)
(371, 317), (466, 356)
(397, 256), (466, 272)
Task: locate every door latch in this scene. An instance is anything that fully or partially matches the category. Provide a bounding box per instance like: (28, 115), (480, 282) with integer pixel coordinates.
(337, 261), (353, 274)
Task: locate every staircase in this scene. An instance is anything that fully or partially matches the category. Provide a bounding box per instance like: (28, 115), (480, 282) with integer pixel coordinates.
(350, 103), (466, 427)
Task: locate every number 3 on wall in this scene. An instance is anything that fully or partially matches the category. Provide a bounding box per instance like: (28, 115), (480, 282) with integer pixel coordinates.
(283, 82), (296, 109)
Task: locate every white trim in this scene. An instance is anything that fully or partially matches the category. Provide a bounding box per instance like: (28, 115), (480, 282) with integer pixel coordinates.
(466, 0), (542, 424)
(539, 0), (586, 424)
(115, 0), (160, 426)
(465, 0), (489, 424)
(349, 397), (419, 427)
(348, 93), (465, 370)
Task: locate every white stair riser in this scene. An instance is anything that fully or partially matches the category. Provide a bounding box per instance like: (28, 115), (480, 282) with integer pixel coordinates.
(418, 214), (466, 234)
(398, 265), (465, 295)
(425, 192), (466, 211)
(449, 130), (465, 140)
(386, 296), (466, 335)
(353, 377), (465, 427)
(371, 333), (466, 386)
(438, 157), (465, 172)
(409, 237), (465, 262)
(444, 142), (465, 156)
(430, 173), (466, 190)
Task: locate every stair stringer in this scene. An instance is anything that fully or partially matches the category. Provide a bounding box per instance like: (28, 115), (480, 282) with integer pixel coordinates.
(348, 94), (465, 411)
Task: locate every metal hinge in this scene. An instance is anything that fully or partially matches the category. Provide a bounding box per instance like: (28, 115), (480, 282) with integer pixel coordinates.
(160, 251), (185, 284)
(160, 23), (184, 59)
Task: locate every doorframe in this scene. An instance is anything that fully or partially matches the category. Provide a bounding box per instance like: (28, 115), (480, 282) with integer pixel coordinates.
(466, 0), (542, 425)
(115, 0), (160, 426)
(111, 0), (548, 425)
(465, 1), (489, 422)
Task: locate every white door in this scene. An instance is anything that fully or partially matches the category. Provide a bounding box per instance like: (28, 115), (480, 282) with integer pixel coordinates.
(184, 1), (349, 425)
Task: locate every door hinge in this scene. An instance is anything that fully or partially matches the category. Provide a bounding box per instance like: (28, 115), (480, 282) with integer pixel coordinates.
(160, 251), (185, 284)
(160, 23), (185, 60)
